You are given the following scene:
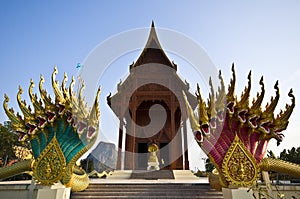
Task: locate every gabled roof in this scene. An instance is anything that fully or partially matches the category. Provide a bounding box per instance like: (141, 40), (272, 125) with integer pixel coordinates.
(130, 21), (176, 70)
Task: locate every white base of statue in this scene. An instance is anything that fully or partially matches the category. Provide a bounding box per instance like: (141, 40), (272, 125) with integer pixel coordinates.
(147, 162), (159, 171)
(222, 187), (253, 199)
(36, 183), (70, 199)
(0, 181), (71, 199)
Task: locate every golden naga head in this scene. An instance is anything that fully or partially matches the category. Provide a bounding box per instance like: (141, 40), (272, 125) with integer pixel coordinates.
(226, 64), (236, 116)
(235, 71), (251, 124)
(3, 67), (101, 187)
(184, 64), (295, 187)
(3, 67), (101, 143)
(247, 76), (264, 129)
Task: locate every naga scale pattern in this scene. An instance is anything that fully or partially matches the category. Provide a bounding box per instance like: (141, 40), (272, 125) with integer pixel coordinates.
(0, 67), (100, 191)
(184, 64), (298, 188)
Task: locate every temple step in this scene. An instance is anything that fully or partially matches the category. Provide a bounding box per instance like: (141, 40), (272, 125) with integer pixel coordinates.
(130, 170), (175, 179)
(70, 183), (224, 199)
(107, 170), (201, 180)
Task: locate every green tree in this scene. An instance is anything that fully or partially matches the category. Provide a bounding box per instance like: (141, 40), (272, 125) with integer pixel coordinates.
(0, 122), (18, 164)
(279, 147), (300, 164)
(0, 121), (32, 180)
(267, 150), (276, 158)
(80, 158), (94, 172)
(205, 158), (215, 172)
(0, 121), (31, 166)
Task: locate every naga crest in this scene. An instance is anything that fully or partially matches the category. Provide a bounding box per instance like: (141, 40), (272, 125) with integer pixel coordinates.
(184, 64), (295, 188)
(2, 67), (100, 191)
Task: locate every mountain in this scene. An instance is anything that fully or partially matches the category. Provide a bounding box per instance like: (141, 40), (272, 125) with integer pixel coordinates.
(87, 141), (117, 172)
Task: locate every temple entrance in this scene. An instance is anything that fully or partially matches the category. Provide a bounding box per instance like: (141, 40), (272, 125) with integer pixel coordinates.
(136, 143), (148, 169)
(159, 143), (170, 169)
(127, 84), (183, 170)
(107, 23), (197, 170)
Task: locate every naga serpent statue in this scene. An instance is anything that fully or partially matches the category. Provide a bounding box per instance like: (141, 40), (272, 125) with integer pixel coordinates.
(184, 64), (299, 188)
(0, 67), (100, 192)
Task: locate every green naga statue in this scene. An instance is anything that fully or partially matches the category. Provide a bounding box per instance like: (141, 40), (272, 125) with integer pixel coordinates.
(184, 64), (300, 188)
(0, 67), (100, 192)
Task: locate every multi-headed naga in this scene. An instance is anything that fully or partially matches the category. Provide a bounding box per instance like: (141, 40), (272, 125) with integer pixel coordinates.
(0, 67), (100, 191)
(184, 64), (299, 188)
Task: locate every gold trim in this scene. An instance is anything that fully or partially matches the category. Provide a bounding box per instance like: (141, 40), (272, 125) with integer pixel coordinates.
(222, 135), (259, 187)
(32, 136), (66, 185)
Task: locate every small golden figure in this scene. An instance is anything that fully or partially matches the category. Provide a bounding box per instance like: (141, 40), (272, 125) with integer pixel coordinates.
(147, 143), (160, 170)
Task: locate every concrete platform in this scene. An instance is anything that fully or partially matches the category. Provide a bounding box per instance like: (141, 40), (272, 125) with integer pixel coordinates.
(0, 171), (213, 199)
(0, 181), (70, 199)
(92, 170), (208, 184)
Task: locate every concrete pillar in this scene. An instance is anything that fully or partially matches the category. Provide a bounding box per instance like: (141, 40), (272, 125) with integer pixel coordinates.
(116, 119), (123, 170)
(183, 121), (189, 170)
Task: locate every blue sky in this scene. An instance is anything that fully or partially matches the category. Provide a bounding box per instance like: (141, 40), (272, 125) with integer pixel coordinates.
(1, 1), (300, 170)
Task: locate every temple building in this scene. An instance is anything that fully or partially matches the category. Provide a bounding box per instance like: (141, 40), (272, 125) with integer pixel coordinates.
(107, 22), (197, 170)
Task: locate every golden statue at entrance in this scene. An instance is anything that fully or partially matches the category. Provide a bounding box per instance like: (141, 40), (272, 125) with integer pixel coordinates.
(147, 143), (160, 170)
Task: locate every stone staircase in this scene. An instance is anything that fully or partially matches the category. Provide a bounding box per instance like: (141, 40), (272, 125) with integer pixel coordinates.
(130, 170), (175, 179)
(70, 183), (224, 199)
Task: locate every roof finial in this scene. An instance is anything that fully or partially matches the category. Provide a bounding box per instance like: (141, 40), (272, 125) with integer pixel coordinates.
(151, 20), (155, 28)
